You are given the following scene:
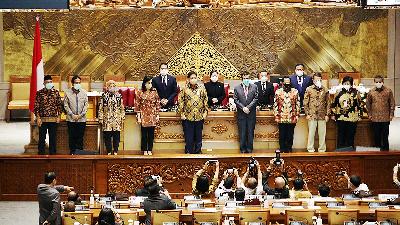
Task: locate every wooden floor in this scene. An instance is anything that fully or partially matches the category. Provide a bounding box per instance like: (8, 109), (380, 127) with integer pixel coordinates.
(1, 151), (400, 201)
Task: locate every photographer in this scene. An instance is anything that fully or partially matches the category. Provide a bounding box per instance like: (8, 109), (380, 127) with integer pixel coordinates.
(340, 171), (370, 197)
(289, 176), (312, 199)
(192, 160), (220, 197)
(240, 159), (263, 195)
(215, 168), (241, 198)
(263, 158), (290, 199)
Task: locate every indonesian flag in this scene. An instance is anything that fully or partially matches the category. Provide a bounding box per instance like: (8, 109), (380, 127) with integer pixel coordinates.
(29, 16), (44, 112)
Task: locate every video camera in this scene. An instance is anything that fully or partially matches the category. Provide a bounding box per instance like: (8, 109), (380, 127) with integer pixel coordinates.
(274, 150), (282, 166)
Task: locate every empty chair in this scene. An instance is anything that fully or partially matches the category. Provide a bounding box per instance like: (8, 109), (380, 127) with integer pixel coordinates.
(63, 212), (93, 225)
(151, 209), (181, 225)
(239, 209), (270, 225)
(285, 209), (315, 225)
(328, 209), (358, 225)
(192, 210), (222, 225)
(376, 209), (400, 225)
(118, 210), (139, 224)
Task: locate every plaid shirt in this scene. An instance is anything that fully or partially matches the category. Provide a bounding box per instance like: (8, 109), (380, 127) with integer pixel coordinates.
(34, 88), (62, 122)
(178, 83), (209, 122)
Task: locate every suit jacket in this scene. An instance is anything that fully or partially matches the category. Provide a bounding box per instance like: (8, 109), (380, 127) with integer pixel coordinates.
(152, 74), (178, 109)
(204, 81), (226, 107)
(289, 74), (312, 106)
(37, 184), (65, 225)
(143, 194), (176, 225)
(234, 83), (258, 120)
(255, 81), (274, 106)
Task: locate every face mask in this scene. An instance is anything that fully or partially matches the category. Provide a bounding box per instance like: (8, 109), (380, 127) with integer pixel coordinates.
(375, 83), (383, 89)
(73, 84), (81, 90)
(145, 83), (152, 90)
(243, 79), (250, 86)
(295, 70), (304, 76)
(284, 83), (291, 89)
(109, 87), (118, 93)
(160, 70), (168, 76)
(210, 76), (218, 83)
(45, 83), (54, 90)
(343, 84), (351, 91)
(260, 76), (268, 83)
(190, 79), (198, 85)
(314, 80), (322, 88)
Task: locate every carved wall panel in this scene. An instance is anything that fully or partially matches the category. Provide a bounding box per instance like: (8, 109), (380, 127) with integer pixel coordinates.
(3, 8), (387, 81)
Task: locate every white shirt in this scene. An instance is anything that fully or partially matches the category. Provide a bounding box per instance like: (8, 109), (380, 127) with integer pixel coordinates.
(354, 183), (369, 193)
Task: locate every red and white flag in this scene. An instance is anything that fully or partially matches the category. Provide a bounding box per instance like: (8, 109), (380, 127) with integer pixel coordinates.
(29, 16), (44, 112)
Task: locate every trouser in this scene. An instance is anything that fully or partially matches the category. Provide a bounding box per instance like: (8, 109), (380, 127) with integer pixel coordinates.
(336, 121), (357, 149)
(307, 120), (327, 152)
(67, 122), (86, 154)
(278, 123), (296, 153)
(372, 122), (390, 151)
(141, 126), (155, 152)
(182, 120), (204, 154)
(237, 118), (256, 153)
(38, 122), (57, 155)
(103, 131), (120, 153)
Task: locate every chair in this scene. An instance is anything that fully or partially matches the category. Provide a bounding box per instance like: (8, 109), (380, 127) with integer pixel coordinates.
(328, 209), (358, 225)
(239, 209), (270, 225)
(285, 209), (315, 225)
(63, 212), (93, 225)
(118, 210), (139, 224)
(6, 75), (31, 122)
(338, 72), (361, 86)
(192, 210), (222, 225)
(376, 209), (400, 225)
(151, 209), (181, 225)
(68, 75), (91, 91)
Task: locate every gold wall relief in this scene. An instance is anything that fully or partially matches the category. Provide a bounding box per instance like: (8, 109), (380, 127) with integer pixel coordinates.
(211, 124), (228, 135)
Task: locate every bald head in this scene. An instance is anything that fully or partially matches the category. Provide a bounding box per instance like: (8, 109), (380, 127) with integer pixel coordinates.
(275, 177), (286, 189)
(64, 201), (75, 212)
(247, 177), (258, 190)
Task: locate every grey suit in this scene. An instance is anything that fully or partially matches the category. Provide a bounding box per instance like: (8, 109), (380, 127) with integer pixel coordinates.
(37, 184), (65, 225)
(234, 83), (258, 153)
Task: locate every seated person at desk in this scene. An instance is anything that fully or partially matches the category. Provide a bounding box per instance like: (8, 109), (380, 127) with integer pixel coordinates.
(215, 168), (241, 198)
(143, 182), (176, 225)
(240, 160), (263, 195)
(205, 70), (226, 108)
(342, 171), (371, 197)
(67, 191), (82, 205)
(135, 176), (153, 197)
(290, 178), (312, 199)
(63, 201), (75, 212)
(255, 69), (274, 109)
(96, 208), (120, 225)
(312, 183), (337, 202)
(192, 161), (220, 197)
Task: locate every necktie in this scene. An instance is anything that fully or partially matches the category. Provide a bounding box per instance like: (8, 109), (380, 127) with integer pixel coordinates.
(262, 83), (266, 91)
(163, 76), (167, 86)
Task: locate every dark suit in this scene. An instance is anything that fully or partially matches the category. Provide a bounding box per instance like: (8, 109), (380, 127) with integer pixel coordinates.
(37, 184), (65, 225)
(204, 81), (226, 107)
(255, 81), (274, 106)
(152, 74), (178, 109)
(234, 83), (258, 153)
(289, 74), (312, 107)
(143, 194), (177, 225)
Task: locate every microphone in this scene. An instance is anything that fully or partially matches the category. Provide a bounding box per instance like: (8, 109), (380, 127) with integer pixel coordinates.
(239, 216), (263, 221)
(335, 212), (356, 222)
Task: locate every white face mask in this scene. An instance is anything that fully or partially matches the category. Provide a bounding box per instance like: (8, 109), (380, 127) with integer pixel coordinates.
(343, 84), (351, 91)
(210, 75), (218, 83)
(109, 86), (118, 93)
(45, 82), (54, 90)
(190, 79), (197, 85)
(375, 83), (383, 89)
(295, 70), (304, 76)
(314, 80), (322, 88)
(160, 69), (168, 76)
(260, 76), (268, 83)
(145, 83), (152, 90)
(73, 83), (81, 90)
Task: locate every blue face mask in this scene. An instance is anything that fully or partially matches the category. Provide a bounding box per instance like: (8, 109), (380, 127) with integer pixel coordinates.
(73, 84), (81, 90)
(243, 79), (250, 86)
(45, 83), (54, 90)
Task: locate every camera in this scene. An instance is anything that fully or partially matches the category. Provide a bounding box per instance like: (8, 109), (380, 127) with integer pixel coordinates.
(248, 157), (257, 170)
(274, 150), (282, 166)
(208, 160), (218, 164)
(227, 168), (234, 174)
(296, 169), (303, 178)
(335, 171), (345, 176)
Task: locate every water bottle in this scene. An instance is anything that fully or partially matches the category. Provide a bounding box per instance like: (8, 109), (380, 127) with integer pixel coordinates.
(89, 189), (94, 205)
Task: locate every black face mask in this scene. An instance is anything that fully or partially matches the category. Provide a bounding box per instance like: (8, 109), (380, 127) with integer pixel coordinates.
(284, 84), (291, 90)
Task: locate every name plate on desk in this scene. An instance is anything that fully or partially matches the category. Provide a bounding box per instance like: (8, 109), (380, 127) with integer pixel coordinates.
(369, 202), (388, 208)
(327, 202), (345, 208)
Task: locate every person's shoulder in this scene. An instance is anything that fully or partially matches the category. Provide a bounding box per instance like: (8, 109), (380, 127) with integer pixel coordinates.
(168, 75), (176, 80)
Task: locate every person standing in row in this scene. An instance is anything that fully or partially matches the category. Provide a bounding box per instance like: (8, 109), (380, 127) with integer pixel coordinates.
(274, 77), (300, 153)
(178, 71), (209, 154)
(289, 64), (313, 108)
(64, 75), (88, 155)
(98, 80), (125, 155)
(303, 73), (330, 153)
(135, 76), (161, 156)
(255, 69), (274, 108)
(204, 70), (226, 108)
(366, 75), (395, 151)
(331, 76), (363, 150)
(152, 63), (178, 110)
(34, 75), (63, 155)
(234, 71), (258, 153)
